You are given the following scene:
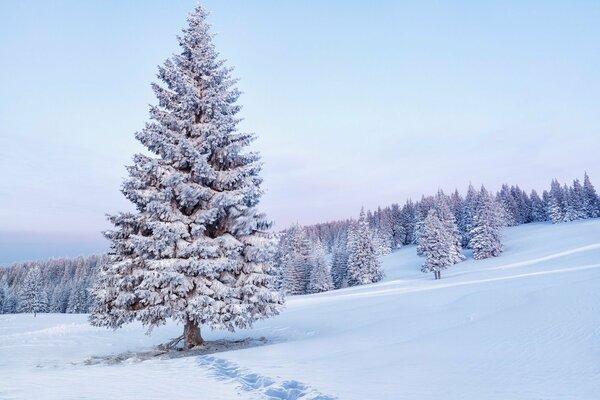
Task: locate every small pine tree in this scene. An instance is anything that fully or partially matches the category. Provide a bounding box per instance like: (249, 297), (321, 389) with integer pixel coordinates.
(582, 172), (600, 218)
(19, 267), (47, 317)
(67, 283), (89, 313)
(330, 240), (349, 289)
(415, 196), (435, 255)
(347, 209), (384, 286)
(0, 275), (7, 313)
(307, 242), (333, 293)
(420, 209), (453, 280)
(469, 186), (504, 260)
(459, 183), (477, 247)
(283, 226), (311, 295)
(434, 192), (465, 265)
(529, 189), (547, 222)
(548, 179), (566, 223)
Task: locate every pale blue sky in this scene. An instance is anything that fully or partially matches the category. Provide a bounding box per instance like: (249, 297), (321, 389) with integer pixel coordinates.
(1, 1), (599, 264)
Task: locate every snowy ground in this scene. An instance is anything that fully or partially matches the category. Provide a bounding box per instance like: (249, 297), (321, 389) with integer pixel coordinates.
(2, 220), (600, 399)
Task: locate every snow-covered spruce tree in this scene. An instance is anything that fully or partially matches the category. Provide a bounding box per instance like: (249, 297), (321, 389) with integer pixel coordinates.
(563, 183), (579, 222)
(67, 283), (89, 314)
(414, 196), (435, 255)
(19, 267), (47, 317)
(89, 6), (283, 349)
(330, 240), (349, 289)
(283, 226), (311, 295)
(307, 242), (333, 294)
(400, 200), (416, 245)
(373, 228), (393, 257)
(0, 275), (7, 313)
(420, 209), (453, 280)
(548, 179), (566, 223)
(569, 179), (587, 220)
(459, 184), (477, 247)
(272, 226), (298, 291)
(583, 172), (600, 218)
(347, 209), (384, 286)
(469, 186), (504, 260)
(529, 189), (547, 222)
(434, 192), (465, 265)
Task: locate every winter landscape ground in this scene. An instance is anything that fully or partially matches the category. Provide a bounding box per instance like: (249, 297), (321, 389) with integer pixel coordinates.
(2, 219), (599, 400)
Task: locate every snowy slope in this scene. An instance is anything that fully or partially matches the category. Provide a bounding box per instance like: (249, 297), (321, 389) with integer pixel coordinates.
(2, 220), (600, 399)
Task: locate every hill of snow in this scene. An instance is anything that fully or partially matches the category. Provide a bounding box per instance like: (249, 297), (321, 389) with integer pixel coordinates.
(1, 220), (600, 399)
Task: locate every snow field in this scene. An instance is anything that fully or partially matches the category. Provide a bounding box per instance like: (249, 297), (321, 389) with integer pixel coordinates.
(1, 219), (600, 399)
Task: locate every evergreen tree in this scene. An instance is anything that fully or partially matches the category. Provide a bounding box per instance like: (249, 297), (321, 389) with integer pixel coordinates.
(272, 226), (299, 291)
(415, 196), (435, 255)
(67, 283), (89, 314)
(434, 192), (465, 265)
(307, 242), (333, 293)
(459, 184), (477, 247)
(469, 187), (504, 260)
(0, 275), (7, 313)
(529, 189), (547, 222)
(330, 241), (349, 289)
(89, 6), (283, 348)
(563, 183), (579, 222)
(569, 179), (587, 220)
(373, 228), (393, 257)
(582, 172), (600, 218)
(420, 209), (453, 280)
(548, 179), (566, 223)
(399, 200), (416, 245)
(347, 209), (384, 286)
(283, 227), (311, 295)
(19, 267), (47, 316)
(389, 203), (405, 248)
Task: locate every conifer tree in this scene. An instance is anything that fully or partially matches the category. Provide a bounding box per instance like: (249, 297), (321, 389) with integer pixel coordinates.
(0, 275), (7, 313)
(459, 184), (478, 247)
(89, 6), (283, 348)
(307, 242), (333, 294)
(582, 172), (600, 218)
(548, 179), (566, 223)
(330, 240), (349, 289)
(569, 179), (587, 220)
(469, 186), (504, 260)
(399, 200), (416, 245)
(283, 227), (311, 295)
(415, 196), (435, 255)
(529, 189), (547, 222)
(434, 192), (465, 265)
(347, 209), (384, 286)
(420, 209), (453, 279)
(19, 267), (47, 317)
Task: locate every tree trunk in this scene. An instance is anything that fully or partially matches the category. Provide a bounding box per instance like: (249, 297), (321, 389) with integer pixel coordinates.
(183, 320), (204, 349)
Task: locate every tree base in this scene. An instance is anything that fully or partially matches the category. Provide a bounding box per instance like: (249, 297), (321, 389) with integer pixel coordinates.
(183, 321), (204, 349)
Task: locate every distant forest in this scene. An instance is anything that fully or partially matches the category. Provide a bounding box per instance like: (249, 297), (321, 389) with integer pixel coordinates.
(1, 172), (598, 314)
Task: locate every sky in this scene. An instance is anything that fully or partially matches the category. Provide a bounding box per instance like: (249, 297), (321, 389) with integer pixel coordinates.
(0, 1), (599, 265)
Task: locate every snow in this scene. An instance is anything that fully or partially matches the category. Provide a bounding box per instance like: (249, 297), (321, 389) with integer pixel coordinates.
(2, 219), (600, 399)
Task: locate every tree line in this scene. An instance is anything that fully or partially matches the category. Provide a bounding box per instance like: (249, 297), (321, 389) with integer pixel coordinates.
(0, 255), (107, 315)
(278, 172), (600, 285)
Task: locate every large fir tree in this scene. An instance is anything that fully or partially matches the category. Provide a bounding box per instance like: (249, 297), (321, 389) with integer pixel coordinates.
(90, 6), (283, 348)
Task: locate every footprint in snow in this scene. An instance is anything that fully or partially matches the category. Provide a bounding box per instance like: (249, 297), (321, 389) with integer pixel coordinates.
(198, 356), (336, 399)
